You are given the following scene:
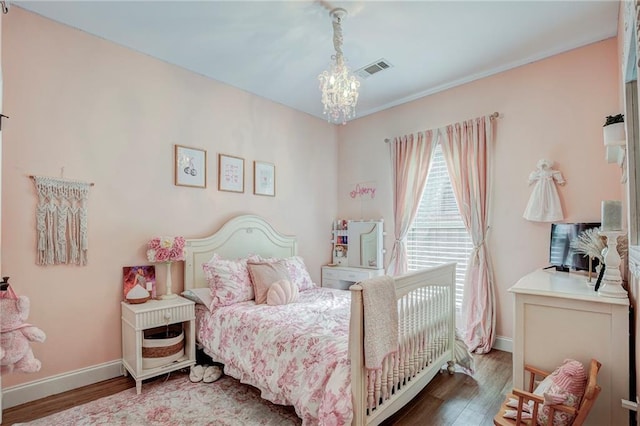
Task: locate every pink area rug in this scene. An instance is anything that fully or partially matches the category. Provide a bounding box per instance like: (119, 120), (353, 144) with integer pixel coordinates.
(18, 374), (301, 426)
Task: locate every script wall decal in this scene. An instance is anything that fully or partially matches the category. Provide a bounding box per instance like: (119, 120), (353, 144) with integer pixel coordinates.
(350, 182), (376, 199)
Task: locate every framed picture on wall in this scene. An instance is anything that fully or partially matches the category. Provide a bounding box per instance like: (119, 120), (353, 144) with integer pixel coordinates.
(253, 161), (275, 196)
(175, 145), (207, 188)
(218, 154), (244, 193)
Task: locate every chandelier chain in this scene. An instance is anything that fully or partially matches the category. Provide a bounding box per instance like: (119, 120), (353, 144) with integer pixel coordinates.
(332, 15), (344, 62)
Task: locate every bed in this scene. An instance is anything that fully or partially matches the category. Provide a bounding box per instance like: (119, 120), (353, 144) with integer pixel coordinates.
(183, 214), (456, 426)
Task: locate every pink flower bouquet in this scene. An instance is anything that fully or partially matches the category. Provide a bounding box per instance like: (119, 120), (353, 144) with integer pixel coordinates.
(147, 236), (186, 263)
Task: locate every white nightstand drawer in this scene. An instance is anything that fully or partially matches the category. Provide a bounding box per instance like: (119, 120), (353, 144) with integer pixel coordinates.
(122, 299), (195, 330)
(340, 270), (369, 282)
(323, 269), (340, 280)
(135, 305), (193, 328)
(321, 266), (385, 290)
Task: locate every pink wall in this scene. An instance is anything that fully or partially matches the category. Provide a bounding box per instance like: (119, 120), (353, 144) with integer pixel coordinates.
(0, 5), (625, 391)
(337, 38), (623, 342)
(1, 8), (337, 387)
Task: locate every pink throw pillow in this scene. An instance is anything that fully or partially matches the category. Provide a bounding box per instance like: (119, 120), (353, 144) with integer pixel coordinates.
(247, 261), (290, 304)
(535, 359), (587, 426)
(202, 254), (259, 308)
(258, 255), (316, 292)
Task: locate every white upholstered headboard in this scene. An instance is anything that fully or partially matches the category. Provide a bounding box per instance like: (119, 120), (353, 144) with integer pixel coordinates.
(183, 215), (297, 290)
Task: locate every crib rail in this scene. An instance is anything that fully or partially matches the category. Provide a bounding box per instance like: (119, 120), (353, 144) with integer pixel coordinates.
(349, 263), (456, 426)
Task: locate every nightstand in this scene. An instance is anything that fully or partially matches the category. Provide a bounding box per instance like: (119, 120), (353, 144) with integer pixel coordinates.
(121, 296), (196, 394)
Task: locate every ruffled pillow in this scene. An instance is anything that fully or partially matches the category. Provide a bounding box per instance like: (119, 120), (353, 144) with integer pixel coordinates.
(266, 279), (299, 306)
(258, 255), (316, 292)
(202, 253), (259, 309)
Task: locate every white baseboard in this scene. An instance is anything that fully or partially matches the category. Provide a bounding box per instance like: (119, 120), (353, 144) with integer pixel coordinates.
(493, 336), (512, 353)
(1, 338), (513, 408)
(2, 360), (123, 409)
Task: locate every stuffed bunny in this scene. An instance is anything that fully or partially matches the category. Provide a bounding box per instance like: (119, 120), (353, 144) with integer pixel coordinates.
(1, 295), (46, 373)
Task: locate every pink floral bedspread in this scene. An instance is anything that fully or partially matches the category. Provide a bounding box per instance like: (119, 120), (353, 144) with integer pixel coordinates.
(196, 287), (353, 425)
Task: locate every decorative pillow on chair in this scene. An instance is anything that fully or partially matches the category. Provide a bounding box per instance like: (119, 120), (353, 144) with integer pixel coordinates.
(202, 253), (259, 309)
(535, 359), (587, 426)
(266, 279), (299, 306)
(258, 255), (316, 292)
(247, 260), (291, 304)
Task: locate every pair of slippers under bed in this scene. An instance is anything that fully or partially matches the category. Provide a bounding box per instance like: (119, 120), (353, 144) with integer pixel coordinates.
(190, 364), (222, 383)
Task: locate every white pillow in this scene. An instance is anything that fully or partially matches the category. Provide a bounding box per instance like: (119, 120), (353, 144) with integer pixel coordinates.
(181, 288), (213, 311)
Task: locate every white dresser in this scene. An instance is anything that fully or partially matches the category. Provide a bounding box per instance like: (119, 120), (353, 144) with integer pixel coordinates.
(509, 269), (629, 426)
(321, 265), (384, 290)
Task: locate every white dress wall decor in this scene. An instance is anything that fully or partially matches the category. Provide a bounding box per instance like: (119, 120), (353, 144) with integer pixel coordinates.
(523, 159), (565, 222)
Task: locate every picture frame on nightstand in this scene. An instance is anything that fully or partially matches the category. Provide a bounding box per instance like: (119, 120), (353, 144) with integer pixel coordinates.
(123, 265), (156, 301)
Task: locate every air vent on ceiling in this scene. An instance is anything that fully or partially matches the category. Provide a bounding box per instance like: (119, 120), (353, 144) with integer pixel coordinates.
(355, 59), (393, 79)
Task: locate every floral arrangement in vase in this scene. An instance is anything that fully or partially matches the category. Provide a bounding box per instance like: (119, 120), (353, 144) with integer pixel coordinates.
(571, 227), (628, 263)
(146, 236), (186, 300)
(146, 236), (186, 263)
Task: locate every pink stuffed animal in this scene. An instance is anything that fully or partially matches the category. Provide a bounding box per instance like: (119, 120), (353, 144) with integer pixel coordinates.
(1, 294), (46, 373)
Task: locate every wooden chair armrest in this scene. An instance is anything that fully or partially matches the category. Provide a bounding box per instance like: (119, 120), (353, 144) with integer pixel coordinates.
(523, 364), (551, 393)
(512, 389), (544, 405)
(524, 364), (551, 377)
(546, 403), (578, 416)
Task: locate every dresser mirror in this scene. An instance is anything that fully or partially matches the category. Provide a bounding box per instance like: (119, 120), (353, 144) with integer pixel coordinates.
(347, 220), (384, 269)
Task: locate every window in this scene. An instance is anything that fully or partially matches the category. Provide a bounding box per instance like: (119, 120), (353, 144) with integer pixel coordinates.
(406, 143), (473, 309)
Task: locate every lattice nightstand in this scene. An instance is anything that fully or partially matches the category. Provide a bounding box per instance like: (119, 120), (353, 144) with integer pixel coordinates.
(121, 296), (195, 394)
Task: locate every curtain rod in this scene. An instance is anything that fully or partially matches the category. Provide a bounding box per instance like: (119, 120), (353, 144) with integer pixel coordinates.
(384, 111), (500, 143)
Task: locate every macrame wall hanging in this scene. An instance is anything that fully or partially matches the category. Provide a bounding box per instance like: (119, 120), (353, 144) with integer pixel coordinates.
(31, 176), (93, 266)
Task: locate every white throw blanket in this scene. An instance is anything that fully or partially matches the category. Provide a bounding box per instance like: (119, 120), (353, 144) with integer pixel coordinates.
(361, 275), (398, 370)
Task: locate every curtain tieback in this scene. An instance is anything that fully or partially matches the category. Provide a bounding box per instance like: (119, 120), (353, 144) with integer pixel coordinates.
(472, 236), (487, 253)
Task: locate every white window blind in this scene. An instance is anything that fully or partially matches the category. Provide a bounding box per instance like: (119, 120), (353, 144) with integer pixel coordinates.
(406, 143), (473, 309)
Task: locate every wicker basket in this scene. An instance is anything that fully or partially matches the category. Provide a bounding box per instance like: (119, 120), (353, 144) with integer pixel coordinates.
(142, 324), (184, 369)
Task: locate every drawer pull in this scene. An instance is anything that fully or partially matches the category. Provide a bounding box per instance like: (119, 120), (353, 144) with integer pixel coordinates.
(164, 312), (172, 322)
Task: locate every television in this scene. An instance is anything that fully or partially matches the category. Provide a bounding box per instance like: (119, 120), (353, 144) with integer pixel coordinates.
(549, 222), (601, 272)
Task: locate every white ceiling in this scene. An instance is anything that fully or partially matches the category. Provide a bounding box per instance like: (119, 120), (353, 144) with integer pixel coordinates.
(13, 1), (619, 123)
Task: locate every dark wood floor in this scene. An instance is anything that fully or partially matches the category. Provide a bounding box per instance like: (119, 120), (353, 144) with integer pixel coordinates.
(2, 350), (511, 425)
(382, 349), (512, 426)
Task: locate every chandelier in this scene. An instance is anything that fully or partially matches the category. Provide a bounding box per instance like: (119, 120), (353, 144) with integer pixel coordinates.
(318, 8), (360, 125)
